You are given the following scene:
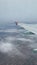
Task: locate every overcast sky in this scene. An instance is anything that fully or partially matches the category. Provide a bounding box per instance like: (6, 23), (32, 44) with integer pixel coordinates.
(0, 0), (37, 22)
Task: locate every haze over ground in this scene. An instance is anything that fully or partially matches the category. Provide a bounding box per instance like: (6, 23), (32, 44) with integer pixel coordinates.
(0, 0), (37, 23)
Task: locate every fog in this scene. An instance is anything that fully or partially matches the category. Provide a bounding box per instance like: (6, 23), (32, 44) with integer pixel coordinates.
(0, 0), (37, 22)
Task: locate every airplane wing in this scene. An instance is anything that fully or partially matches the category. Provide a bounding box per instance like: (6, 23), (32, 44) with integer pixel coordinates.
(18, 23), (37, 34)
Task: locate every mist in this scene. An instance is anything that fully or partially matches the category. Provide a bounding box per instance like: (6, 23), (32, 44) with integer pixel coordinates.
(0, 0), (37, 22)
